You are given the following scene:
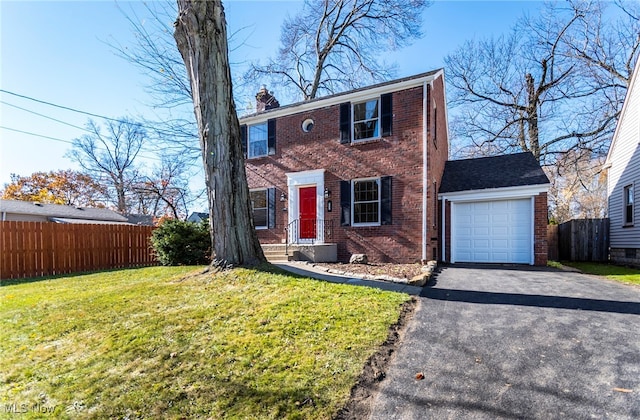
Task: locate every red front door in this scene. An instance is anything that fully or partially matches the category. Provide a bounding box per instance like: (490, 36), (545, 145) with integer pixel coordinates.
(299, 186), (317, 239)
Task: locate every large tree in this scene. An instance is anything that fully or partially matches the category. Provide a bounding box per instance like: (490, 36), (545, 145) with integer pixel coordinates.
(445, 0), (639, 163)
(248, 0), (429, 101)
(1, 170), (106, 207)
(173, 0), (264, 266)
(67, 118), (145, 213)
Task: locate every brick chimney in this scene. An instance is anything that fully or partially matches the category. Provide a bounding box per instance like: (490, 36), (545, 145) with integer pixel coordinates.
(256, 85), (280, 112)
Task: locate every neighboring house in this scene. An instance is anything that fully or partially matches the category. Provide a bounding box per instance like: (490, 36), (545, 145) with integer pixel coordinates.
(0, 199), (130, 224)
(125, 214), (155, 226)
(241, 69), (449, 263)
(187, 212), (209, 224)
(438, 153), (550, 266)
(604, 58), (640, 266)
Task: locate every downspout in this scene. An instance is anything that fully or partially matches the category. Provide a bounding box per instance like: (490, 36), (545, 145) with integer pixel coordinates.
(422, 81), (431, 263)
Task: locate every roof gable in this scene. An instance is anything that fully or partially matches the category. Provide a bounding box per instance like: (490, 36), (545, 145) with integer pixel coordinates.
(439, 152), (550, 194)
(0, 199), (128, 222)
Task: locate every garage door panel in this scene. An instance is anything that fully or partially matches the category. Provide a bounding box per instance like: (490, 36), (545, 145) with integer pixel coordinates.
(453, 199), (532, 264)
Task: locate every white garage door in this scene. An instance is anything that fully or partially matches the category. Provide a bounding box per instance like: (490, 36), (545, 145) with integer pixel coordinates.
(453, 199), (532, 264)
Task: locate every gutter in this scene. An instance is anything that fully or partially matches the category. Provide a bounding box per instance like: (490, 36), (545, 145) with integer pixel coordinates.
(422, 81), (431, 263)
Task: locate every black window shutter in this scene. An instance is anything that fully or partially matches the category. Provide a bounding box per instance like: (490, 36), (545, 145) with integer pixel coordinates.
(339, 102), (351, 144)
(267, 187), (276, 229)
(240, 124), (248, 158)
(267, 119), (276, 155)
(340, 180), (351, 226)
(381, 93), (392, 137)
(381, 176), (392, 225)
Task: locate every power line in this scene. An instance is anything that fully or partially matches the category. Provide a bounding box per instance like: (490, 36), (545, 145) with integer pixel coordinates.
(0, 89), (132, 125)
(0, 125), (163, 162)
(0, 126), (74, 144)
(0, 88), (199, 142)
(1, 100), (91, 133)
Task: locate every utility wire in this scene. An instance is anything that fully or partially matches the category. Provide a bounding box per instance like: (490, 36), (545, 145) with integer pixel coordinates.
(0, 88), (198, 139)
(0, 89), (132, 125)
(0, 125), (163, 162)
(0, 126), (74, 144)
(1, 100), (92, 133)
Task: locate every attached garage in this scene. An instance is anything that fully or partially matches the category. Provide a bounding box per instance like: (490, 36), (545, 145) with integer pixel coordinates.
(439, 153), (550, 266)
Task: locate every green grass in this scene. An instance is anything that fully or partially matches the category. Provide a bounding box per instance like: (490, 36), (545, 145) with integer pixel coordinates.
(557, 261), (640, 286)
(0, 266), (410, 419)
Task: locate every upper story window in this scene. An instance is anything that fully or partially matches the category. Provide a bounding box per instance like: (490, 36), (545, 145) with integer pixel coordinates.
(624, 184), (634, 225)
(248, 122), (268, 158)
(353, 99), (380, 141)
(241, 119), (276, 159)
(340, 93), (392, 145)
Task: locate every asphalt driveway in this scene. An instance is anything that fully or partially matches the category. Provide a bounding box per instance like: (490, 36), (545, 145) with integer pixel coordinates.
(369, 265), (640, 419)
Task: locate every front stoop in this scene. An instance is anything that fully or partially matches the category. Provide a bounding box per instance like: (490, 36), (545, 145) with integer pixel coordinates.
(262, 244), (338, 263)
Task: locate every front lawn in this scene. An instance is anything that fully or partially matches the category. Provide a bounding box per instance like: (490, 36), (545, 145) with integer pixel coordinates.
(559, 261), (640, 286)
(0, 266), (409, 419)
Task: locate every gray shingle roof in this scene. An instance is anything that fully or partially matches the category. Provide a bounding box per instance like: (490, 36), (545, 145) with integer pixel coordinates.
(439, 152), (550, 194)
(0, 199), (128, 222)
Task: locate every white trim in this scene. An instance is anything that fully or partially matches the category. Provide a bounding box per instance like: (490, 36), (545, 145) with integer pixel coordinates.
(351, 177), (382, 227)
(439, 184), (550, 202)
(530, 196), (535, 265)
(441, 198), (446, 262)
(240, 70), (443, 125)
(286, 169), (325, 243)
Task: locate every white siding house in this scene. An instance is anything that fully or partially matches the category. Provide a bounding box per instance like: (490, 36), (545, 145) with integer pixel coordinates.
(604, 58), (640, 265)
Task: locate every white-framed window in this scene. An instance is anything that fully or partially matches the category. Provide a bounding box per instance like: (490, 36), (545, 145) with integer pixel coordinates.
(248, 122), (268, 158)
(352, 98), (380, 141)
(250, 188), (268, 229)
(352, 177), (381, 226)
(624, 184), (634, 225)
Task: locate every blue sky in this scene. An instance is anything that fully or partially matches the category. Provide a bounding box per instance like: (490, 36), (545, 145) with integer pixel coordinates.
(0, 0), (543, 205)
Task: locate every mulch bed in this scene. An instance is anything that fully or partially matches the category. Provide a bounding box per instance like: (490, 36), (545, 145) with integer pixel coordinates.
(314, 262), (424, 280)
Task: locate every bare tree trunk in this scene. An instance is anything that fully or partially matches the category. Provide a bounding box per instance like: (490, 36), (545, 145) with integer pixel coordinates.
(174, 0), (265, 266)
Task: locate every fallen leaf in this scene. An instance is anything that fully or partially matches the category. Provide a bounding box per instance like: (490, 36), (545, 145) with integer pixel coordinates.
(613, 388), (633, 393)
(415, 372), (425, 380)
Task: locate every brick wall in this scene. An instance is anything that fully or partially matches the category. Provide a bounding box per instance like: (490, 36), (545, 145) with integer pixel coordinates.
(534, 192), (549, 266)
(245, 77), (448, 263)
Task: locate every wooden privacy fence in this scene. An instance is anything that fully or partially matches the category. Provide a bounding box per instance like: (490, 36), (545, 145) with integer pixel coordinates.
(1, 221), (157, 280)
(547, 218), (609, 262)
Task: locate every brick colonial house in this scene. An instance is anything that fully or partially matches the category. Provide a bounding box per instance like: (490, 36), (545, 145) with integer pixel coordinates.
(241, 69), (549, 265)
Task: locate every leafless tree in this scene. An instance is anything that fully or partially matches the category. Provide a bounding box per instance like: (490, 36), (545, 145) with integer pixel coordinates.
(174, 0), (265, 266)
(248, 0), (429, 101)
(445, 1), (639, 164)
(132, 153), (192, 219)
(67, 118), (145, 213)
